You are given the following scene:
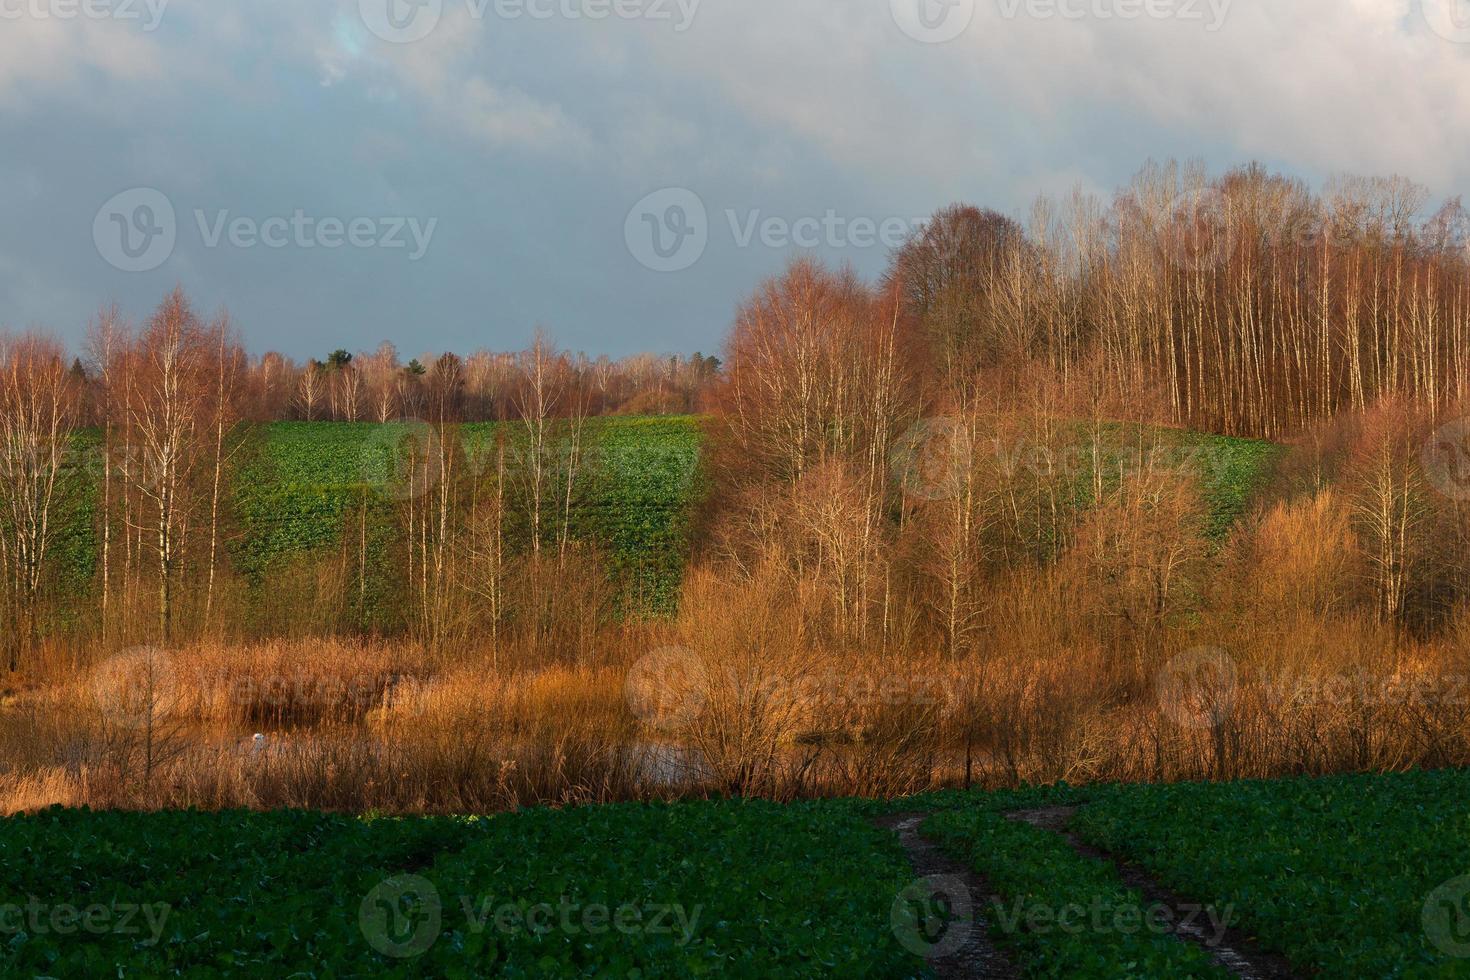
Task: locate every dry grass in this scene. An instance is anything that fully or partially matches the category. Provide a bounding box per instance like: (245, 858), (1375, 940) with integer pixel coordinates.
(5, 615), (1470, 815)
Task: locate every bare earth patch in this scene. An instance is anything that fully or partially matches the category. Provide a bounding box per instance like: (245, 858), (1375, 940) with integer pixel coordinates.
(876, 812), (1019, 980)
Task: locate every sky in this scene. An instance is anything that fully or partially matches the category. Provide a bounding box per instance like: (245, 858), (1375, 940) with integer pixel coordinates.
(1, 0), (1469, 359)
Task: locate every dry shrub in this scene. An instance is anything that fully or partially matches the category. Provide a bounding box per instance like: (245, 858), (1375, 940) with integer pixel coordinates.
(61, 656), (652, 813)
(87, 723), (653, 815)
(115, 638), (425, 729)
(652, 564), (954, 799)
(949, 566), (1125, 786)
(1219, 489), (1359, 624)
(242, 554), (355, 639)
(496, 549), (617, 668)
(664, 565), (825, 796)
(1061, 465), (1210, 646)
(372, 662), (628, 738)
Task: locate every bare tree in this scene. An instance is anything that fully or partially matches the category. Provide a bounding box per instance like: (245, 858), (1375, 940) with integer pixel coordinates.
(297, 361), (324, 421)
(122, 289), (211, 642)
(512, 331), (564, 556)
(0, 333), (79, 669)
(203, 312), (245, 626)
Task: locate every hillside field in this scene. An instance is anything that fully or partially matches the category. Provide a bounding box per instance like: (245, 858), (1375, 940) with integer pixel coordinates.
(41, 418), (1279, 624)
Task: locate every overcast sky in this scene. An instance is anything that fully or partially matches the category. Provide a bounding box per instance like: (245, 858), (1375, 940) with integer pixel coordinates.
(2, 0), (1468, 358)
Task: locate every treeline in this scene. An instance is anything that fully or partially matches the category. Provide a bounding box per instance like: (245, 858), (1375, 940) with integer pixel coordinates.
(897, 159), (1470, 437)
(700, 157), (1470, 658)
(9, 156), (1470, 666)
(0, 289), (704, 670)
(70, 310), (719, 426)
(278, 344), (719, 423)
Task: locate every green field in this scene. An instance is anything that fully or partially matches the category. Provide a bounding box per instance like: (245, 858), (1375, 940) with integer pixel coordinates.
(5, 770), (1466, 977)
(1071, 771), (1470, 977)
(1064, 423), (1283, 543)
(38, 418), (1276, 627)
(232, 417), (705, 614)
(0, 801), (918, 977)
(40, 417), (705, 620)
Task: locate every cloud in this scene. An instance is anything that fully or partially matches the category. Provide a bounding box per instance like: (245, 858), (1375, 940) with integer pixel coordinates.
(949, 0), (1470, 187)
(345, 6), (594, 156)
(592, 0), (1470, 200)
(0, 14), (163, 107)
(8, 0), (1470, 360)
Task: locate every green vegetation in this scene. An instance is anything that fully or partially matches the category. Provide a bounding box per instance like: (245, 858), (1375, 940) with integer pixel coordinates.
(1147, 429), (1282, 542)
(0, 801), (919, 977)
(923, 789), (1227, 979)
(1072, 423), (1283, 542)
(49, 431), (101, 605)
(39, 419), (1276, 627)
(1072, 771), (1470, 977)
(6, 771), (1466, 976)
(231, 417), (705, 614)
(0, 807), (477, 975)
(418, 800), (917, 976)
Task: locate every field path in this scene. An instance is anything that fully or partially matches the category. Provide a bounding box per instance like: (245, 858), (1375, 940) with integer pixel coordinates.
(877, 812), (1019, 979)
(1006, 806), (1297, 980)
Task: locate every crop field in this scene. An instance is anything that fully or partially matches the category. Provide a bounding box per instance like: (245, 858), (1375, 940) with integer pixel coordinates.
(4, 770), (1465, 977)
(1070, 771), (1470, 977)
(34, 416), (707, 619)
(0, 801), (917, 977)
(1061, 422), (1283, 543)
(232, 417), (706, 614)
(40, 418), (1276, 620)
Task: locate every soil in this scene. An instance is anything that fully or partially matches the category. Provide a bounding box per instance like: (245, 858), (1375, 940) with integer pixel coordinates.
(875, 811), (1020, 979)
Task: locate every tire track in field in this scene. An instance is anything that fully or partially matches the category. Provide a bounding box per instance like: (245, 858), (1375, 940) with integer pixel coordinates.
(1005, 806), (1297, 980)
(877, 812), (1019, 979)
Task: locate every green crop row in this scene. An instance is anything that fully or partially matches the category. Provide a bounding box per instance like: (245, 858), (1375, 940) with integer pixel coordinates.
(0, 800), (922, 978)
(1071, 771), (1470, 977)
(923, 803), (1227, 978)
(230, 418), (706, 615)
(4, 770), (1469, 976)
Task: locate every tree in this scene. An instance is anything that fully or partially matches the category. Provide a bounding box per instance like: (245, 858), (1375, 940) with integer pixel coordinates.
(512, 332), (564, 556)
(888, 204), (1031, 390)
(713, 259), (919, 645)
(122, 288), (212, 642)
(0, 333), (79, 669)
(203, 313), (245, 625)
(297, 361), (324, 421)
